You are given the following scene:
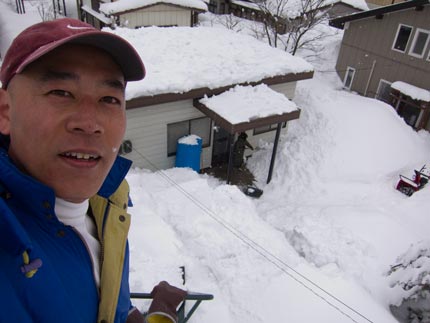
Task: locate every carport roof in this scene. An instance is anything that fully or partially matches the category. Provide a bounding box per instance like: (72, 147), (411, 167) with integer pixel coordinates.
(194, 84), (300, 134)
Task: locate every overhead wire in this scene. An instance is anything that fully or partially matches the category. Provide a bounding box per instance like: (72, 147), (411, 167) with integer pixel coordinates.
(127, 144), (374, 323)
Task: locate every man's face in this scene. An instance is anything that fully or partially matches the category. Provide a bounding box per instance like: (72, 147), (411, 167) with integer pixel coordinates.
(0, 44), (126, 202)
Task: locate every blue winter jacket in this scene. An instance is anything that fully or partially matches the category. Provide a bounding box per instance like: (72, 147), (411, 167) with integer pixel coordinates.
(0, 148), (137, 323)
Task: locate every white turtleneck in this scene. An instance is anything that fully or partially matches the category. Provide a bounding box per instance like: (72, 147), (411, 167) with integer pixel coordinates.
(55, 198), (101, 287)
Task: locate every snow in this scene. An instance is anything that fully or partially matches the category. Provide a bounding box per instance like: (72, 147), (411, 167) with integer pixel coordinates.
(1, 5), (430, 323)
(391, 81), (430, 103)
(100, 0), (208, 15)
(81, 5), (112, 24)
(231, 0), (369, 19)
(125, 22), (430, 323)
(230, 0), (260, 10)
(199, 84), (298, 125)
(0, 2), (41, 59)
(104, 26), (313, 100)
(328, 0), (369, 11)
(178, 134), (201, 145)
(232, 0), (368, 19)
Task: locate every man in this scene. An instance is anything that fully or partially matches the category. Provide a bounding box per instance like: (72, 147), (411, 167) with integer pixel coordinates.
(233, 132), (254, 168)
(0, 18), (184, 323)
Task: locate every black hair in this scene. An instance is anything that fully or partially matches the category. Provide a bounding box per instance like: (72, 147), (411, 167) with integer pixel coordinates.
(0, 134), (10, 150)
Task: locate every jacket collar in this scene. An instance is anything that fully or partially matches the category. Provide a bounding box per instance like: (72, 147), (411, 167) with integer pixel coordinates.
(0, 148), (132, 255)
(0, 149), (132, 201)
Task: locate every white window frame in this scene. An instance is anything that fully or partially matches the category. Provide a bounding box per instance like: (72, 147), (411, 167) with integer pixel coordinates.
(408, 28), (430, 58)
(343, 66), (356, 90)
(375, 79), (392, 103)
(392, 24), (413, 53)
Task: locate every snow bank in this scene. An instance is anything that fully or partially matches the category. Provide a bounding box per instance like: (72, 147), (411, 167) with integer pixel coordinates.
(0, 2), (41, 58)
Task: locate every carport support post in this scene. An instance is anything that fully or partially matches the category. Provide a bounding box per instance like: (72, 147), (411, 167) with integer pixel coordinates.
(226, 133), (235, 184)
(267, 123), (282, 184)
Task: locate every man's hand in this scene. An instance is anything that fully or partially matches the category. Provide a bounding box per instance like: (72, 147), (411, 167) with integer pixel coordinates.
(146, 281), (187, 323)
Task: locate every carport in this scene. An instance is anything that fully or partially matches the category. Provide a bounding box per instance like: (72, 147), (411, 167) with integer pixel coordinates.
(194, 84), (301, 184)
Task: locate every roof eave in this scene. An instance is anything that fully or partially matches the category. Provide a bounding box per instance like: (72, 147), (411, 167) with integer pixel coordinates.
(194, 100), (301, 134)
(329, 0), (430, 29)
(126, 70), (314, 109)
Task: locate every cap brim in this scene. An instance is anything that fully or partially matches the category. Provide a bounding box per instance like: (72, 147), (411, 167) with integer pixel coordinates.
(16, 31), (145, 82)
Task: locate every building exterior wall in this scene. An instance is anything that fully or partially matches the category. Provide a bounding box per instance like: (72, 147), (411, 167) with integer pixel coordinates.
(124, 99), (210, 170)
(336, 6), (430, 98)
(118, 4), (192, 28)
(123, 81), (298, 171)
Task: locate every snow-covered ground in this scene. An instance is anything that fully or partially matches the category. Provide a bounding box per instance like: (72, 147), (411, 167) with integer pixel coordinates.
(126, 22), (430, 323)
(1, 3), (429, 322)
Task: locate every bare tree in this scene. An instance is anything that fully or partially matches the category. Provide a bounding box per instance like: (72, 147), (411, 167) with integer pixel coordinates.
(251, 0), (330, 55)
(217, 13), (243, 32)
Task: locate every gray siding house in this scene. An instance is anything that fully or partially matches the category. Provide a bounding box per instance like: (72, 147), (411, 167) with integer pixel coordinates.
(330, 0), (430, 131)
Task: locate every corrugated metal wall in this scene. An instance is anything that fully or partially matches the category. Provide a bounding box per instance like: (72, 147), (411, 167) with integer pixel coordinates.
(119, 4), (191, 28)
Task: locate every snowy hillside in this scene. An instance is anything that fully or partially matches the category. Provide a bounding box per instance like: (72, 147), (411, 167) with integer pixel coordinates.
(126, 23), (430, 323)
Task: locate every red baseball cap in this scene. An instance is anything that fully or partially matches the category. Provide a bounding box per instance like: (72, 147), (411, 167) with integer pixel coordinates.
(0, 18), (145, 89)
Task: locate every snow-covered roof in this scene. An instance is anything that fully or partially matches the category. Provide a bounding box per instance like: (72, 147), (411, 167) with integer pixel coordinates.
(199, 84), (298, 125)
(230, 0), (260, 11)
(105, 26), (313, 100)
(230, 0), (368, 19)
(100, 0), (207, 15)
(328, 0), (368, 11)
(391, 81), (430, 103)
(81, 5), (112, 24)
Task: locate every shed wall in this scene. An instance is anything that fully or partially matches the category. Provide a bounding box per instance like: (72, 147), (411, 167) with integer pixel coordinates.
(124, 99), (210, 170)
(118, 4), (192, 28)
(336, 6), (430, 98)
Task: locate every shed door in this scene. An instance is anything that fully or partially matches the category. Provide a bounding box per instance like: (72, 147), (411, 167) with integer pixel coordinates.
(212, 126), (230, 166)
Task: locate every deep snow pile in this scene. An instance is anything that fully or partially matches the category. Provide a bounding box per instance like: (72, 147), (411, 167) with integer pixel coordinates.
(387, 240), (430, 323)
(126, 32), (430, 323)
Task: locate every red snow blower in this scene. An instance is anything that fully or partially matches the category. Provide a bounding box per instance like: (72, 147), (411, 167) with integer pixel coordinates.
(396, 165), (429, 196)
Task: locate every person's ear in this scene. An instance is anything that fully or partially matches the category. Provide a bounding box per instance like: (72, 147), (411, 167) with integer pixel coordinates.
(0, 89), (11, 135)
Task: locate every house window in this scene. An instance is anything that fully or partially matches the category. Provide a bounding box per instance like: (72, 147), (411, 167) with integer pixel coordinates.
(375, 79), (392, 103)
(167, 117), (211, 156)
(253, 122), (286, 135)
(343, 67), (355, 89)
(392, 24), (413, 53)
(409, 29), (430, 58)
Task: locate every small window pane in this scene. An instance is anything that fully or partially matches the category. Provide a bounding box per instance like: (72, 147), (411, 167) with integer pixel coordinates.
(393, 25), (412, 52)
(344, 67), (355, 89)
(190, 117), (211, 147)
(410, 30), (429, 56)
(167, 121), (189, 156)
